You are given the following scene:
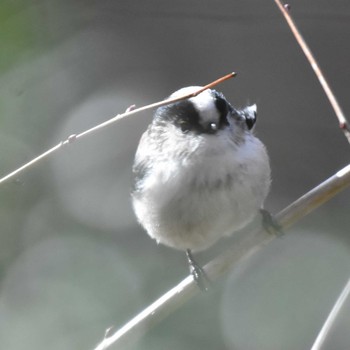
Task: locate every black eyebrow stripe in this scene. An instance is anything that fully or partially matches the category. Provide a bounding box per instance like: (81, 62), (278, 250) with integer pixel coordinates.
(213, 92), (229, 129)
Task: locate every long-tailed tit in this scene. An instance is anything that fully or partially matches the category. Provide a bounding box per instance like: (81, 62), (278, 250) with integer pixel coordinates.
(132, 86), (272, 289)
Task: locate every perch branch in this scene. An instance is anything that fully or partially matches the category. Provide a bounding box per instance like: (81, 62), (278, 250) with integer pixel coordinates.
(0, 72), (236, 186)
(93, 163), (350, 350)
(273, 0), (350, 144)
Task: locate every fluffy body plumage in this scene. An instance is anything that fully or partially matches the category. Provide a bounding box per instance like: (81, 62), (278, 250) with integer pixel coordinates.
(132, 87), (270, 252)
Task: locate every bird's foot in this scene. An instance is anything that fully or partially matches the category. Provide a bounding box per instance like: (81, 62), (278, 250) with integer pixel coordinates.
(260, 209), (283, 236)
(186, 249), (211, 292)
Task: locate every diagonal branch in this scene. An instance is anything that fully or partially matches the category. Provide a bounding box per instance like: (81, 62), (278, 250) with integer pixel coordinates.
(0, 72), (236, 186)
(93, 163), (350, 350)
(273, 0), (350, 144)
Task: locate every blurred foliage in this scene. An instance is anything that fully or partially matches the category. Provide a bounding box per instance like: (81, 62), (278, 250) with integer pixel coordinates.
(0, 1), (40, 72)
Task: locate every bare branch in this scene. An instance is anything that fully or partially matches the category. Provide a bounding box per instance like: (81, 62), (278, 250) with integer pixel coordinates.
(0, 72), (236, 186)
(311, 277), (350, 350)
(93, 163), (350, 350)
(273, 1), (350, 144)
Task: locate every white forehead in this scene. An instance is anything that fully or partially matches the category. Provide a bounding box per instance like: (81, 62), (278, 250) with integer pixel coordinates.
(170, 86), (219, 123)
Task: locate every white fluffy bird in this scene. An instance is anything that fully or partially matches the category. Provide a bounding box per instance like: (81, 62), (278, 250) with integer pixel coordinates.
(132, 86), (271, 288)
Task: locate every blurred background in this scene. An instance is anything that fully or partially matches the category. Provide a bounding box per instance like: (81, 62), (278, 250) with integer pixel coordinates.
(0, 1), (350, 349)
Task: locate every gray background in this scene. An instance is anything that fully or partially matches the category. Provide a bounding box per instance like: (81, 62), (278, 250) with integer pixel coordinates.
(0, 1), (350, 349)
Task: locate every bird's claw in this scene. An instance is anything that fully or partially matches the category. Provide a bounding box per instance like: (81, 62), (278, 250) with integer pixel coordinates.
(186, 250), (211, 292)
(260, 209), (283, 236)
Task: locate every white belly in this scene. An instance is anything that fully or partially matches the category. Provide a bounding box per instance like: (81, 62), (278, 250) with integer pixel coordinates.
(133, 134), (270, 251)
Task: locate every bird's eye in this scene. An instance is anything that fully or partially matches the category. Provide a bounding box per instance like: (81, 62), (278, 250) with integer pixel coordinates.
(210, 123), (217, 131)
(178, 120), (191, 133)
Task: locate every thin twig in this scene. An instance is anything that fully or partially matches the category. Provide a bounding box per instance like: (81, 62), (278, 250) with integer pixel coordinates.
(273, 1), (350, 144)
(93, 163), (350, 350)
(274, 3), (350, 349)
(310, 277), (350, 350)
(0, 72), (236, 186)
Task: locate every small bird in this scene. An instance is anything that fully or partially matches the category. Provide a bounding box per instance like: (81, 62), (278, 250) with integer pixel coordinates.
(132, 86), (271, 289)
